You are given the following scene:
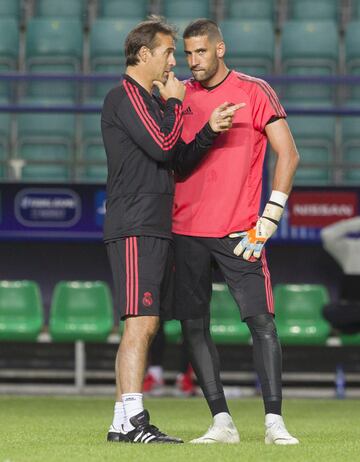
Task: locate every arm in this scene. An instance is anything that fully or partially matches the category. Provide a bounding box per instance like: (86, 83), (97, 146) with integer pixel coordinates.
(231, 119), (300, 260)
(115, 83), (184, 163)
(172, 102), (246, 178)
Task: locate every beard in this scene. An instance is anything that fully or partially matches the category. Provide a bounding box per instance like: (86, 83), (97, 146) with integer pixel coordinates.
(191, 58), (219, 83)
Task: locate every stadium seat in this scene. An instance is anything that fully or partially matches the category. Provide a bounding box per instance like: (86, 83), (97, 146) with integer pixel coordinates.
(81, 108), (106, 162)
(281, 20), (339, 101)
(35, 0), (85, 19)
(100, 0), (147, 18)
(0, 19), (19, 97)
(286, 109), (335, 185)
(210, 283), (250, 344)
(342, 115), (360, 184)
(0, 103), (10, 162)
(0, 0), (20, 18)
(219, 20), (275, 75)
(352, 0), (360, 18)
(17, 99), (75, 182)
(340, 333), (360, 345)
(225, 0), (274, 20)
(163, 0), (210, 19)
(0, 280), (43, 341)
(49, 281), (114, 342)
(164, 320), (182, 343)
(25, 18), (83, 98)
(78, 165), (108, 182)
(274, 284), (331, 345)
(345, 21), (360, 100)
(90, 19), (138, 98)
(288, 0), (338, 20)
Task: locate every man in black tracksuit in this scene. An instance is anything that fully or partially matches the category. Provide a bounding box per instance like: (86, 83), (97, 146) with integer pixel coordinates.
(101, 17), (242, 444)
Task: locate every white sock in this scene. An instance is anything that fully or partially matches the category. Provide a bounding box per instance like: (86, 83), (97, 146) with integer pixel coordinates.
(111, 401), (125, 432)
(148, 366), (163, 383)
(122, 393), (144, 432)
(213, 412), (233, 426)
(265, 413), (283, 426)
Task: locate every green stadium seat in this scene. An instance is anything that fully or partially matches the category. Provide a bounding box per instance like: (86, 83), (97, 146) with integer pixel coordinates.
(0, 163), (5, 179)
(219, 20), (275, 75)
(0, 0), (20, 18)
(340, 333), (360, 345)
(281, 20), (339, 101)
(81, 109), (106, 162)
(35, 0), (85, 19)
(345, 21), (360, 100)
(274, 284), (331, 345)
(225, 0), (274, 20)
(164, 320), (182, 343)
(289, 0), (338, 20)
(0, 280), (43, 341)
(90, 19), (138, 98)
(78, 165), (108, 183)
(49, 281), (114, 342)
(26, 18), (83, 98)
(164, 0), (210, 19)
(100, 0), (147, 18)
(210, 283), (250, 344)
(342, 116), (360, 184)
(21, 164), (72, 182)
(0, 19), (19, 97)
(352, 0), (360, 18)
(286, 109), (335, 185)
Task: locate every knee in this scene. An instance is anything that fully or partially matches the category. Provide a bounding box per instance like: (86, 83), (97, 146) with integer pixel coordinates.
(181, 317), (208, 344)
(246, 314), (278, 339)
(123, 316), (160, 344)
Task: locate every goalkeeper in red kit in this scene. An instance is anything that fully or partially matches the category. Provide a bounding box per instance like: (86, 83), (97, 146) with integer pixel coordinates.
(172, 19), (300, 444)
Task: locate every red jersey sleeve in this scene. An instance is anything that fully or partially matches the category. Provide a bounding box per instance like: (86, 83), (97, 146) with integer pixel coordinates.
(251, 79), (287, 132)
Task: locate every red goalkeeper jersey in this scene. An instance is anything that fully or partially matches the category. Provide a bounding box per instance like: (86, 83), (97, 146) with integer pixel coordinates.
(172, 71), (286, 237)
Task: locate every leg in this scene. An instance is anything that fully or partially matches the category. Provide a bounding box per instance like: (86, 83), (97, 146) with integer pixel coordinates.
(144, 322), (166, 394)
(174, 234), (239, 444)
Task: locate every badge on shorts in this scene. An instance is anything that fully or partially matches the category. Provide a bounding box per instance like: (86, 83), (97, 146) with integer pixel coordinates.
(143, 291), (153, 307)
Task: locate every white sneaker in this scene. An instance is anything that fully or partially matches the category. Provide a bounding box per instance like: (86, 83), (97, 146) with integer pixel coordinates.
(265, 414), (299, 445)
(190, 414), (240, 444)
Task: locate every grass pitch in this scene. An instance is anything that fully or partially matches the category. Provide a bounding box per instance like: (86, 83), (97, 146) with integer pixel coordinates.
(0, 397), (359, 462)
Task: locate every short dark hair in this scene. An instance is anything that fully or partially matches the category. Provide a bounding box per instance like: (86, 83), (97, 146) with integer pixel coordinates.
(125, 16), (177, 66)
(183, 18), (223, 42)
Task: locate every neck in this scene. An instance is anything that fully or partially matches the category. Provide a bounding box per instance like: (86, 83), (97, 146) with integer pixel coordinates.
(202, 62), (229, 88)
(126, 66), (153, 93)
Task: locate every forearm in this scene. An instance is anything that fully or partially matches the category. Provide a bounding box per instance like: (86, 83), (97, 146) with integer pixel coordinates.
(271, 148), (299, 195)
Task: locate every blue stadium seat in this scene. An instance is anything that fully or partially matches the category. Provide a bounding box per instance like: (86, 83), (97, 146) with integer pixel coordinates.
(163, 0), (210, 19)
(225, 0), (274, 20)
(100, 0), (147, 18)
(345, 21), (360, 100)
(0, 0), (20, 18)
(286, 103), (335, 185)
(219, 20), (275, 75)
(288, 0), (338, 20)
(0, 18), (19, 98)
(90, 19), (139, 98)
(281, 20), (339, 102)
(342, 116), (360, 184)
(35, 0), (85, 19)
(17, 99), (75, 182)
(0, 100), (10, 164)
(25, 18), (83, 99)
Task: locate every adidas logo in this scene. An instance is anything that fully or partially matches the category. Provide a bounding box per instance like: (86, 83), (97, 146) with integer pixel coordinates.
(183, 106), (193, 115)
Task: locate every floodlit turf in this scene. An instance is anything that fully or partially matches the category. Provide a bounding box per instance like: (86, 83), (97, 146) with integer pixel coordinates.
(0, 397), (359, 462)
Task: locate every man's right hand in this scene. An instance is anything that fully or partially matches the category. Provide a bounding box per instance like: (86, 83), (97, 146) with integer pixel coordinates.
(153, 72), (186, 102)
(209, 102), (246, 133)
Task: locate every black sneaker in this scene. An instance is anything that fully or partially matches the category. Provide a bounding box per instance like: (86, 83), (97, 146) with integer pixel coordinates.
(126, 410), (183, 444)
(107, 425), (130, 443)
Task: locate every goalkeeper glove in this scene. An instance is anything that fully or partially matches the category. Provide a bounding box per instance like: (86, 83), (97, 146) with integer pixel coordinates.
(229, 190), (288, 260)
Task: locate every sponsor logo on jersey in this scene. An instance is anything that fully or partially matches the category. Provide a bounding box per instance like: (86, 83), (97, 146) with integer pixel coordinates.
(183, 106), (193, 115)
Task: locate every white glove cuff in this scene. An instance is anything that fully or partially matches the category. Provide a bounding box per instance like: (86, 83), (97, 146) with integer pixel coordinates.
(269, 190), (288, 207)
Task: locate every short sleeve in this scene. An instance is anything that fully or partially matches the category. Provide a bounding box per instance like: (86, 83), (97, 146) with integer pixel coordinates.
(251, 79), (287, 132)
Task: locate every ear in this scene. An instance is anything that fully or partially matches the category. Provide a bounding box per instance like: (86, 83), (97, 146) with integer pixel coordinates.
(138, 45), (150, 63)
(216, 41), (225, 59)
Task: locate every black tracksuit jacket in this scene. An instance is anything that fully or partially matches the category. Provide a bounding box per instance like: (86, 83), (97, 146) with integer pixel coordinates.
(101, 74), (217, 242)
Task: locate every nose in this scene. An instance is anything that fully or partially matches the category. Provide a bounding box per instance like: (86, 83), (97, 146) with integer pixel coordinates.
(189, 54), (199, 68)
(168, 52), (176, 68)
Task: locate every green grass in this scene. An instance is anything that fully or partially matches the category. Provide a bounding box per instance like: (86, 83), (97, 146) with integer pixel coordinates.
(0, 397), (359, 462)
